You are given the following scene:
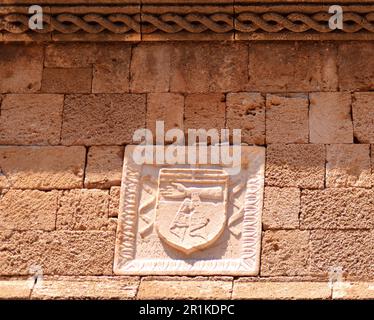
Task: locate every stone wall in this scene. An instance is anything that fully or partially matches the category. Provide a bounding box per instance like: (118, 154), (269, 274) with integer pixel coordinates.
(0, 40), (373, 299)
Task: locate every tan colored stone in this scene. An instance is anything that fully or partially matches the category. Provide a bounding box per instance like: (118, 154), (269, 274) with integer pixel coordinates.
(300, 188), (373, 229)
(85, 146), (124, 189)
(226, 92), (265, 145)
(31, 276), (139, 300)
(41, 68), (92, 93)
(0, 280), (31, 299)
(0, 230), (115, 275)
(232, 281), (331, 300)
(266, 94), (309, 143)
(130, 43), (172, 92)
(170, 42), (247, 93)
(0, 94), (63, 145)
(310, 230), (374, 277)
(265, 144), (325, 189)
(0, 44), (43, 93)
(109, 186), (121, 217)
(309, 93), (353, 144)
(184, 93), (225, 131)
(147, 93), (184, 140)
(333, 282), (374, 300)
(0, 190), (59, 231)
(326, 144), (371, 188)
(45, 43), (98, 67)
(262, 187), (300, 230)
(261, 230), (310, 276)
(61, 94), (145, 145)
(56, 189), (114, 231)
(247, 43), (337, 92)
(137, 279), (232, 299)
(0, 146), (85, 189)
(338, 42), (374, 91)
(352, 93), (374, 143)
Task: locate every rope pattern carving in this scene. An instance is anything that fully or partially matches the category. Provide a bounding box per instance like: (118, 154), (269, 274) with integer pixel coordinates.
(1, 9), (374, 36)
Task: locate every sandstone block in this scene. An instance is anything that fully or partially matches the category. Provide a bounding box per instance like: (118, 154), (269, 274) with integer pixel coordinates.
(85, 146), (124, 189)
(226, 92), (265, 145)
(352, 93), (374, 143)
(232, 281), (331, 300)
(266, 94), (309, 143)
(0, 230), (116, 275)
(338, 42), (374, 91)
(333, 282), (374, 300)
(265, 144), (325, 189)
(261, 230), (310, 276)
(309, 230), (374, 277)
(262, 187), (300, 230)
(109, 186), (121, 217)
(137, 279), (232, 299)
(56, 189), (113, 231)
(0, 146), (85, 189)
(61, 94), (146, 145)
(326, 144), (371, 188)
(247, 43), (337, 92)
(0, 44), (43, 93)
(0, 190), (59, 231)
(31, 276), (139, 300)
(0, 280), (31, 299)
(309, 93), (353, 144)
(300, 188), (373, 229)
(146, 93), (184, 139)
(170, 42), (247, 93)
(41, 68), (92, 93)
(184, 94), (225, 131)
(0, 94), (63, 145)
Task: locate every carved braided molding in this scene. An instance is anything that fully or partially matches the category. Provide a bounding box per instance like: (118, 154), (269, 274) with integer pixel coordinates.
(1, 3), (374, 41)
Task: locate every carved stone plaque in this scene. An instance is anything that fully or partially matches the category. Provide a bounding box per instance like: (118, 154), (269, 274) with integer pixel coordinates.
(114, 146), (265, 275)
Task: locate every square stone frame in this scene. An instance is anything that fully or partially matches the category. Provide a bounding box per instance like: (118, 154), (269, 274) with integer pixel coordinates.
(113, 145), (265, 276)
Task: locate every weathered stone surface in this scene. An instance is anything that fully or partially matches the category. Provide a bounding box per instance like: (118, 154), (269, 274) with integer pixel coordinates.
(352, 93), (374, 143)
(265, 144), (325, 189)
(56, 189), (115, 231)
(170, 42), (247, 93)
(109, 186), (121, 217)
(137, 279), (232, 299)
(0, 230), (116, 275)
(232, 281), (331, 300)
(184, 93), (225, 131)
(266, 94), (309, 143)
(309, 93), (353, 144)
(262, 187), (300, 230)
(0, 146), (85, 189)
(0, 280), (31, 299)
(247, 43), (337, 92)
(333, 282), (374, 300)
(61, 94), (146, 145)
(0, 44), (43, 93)
(326, 144), (371, 188)
(147, 93), (184, 139)
(130, 43), (172, 93)
(85, 146), (124, 189)
(45, 43), (98, 67)
(41, 68), (92, 93)
(0, 190), (59, 231)
(261, 230), (310, 276)
(338, 42), (374, 91)
(0, 94), (63, 145)
(309, 230), (374, 277)
(226, 92), (265, 145)
(300, 188), (373, 229)
(114, 146), (265, 276)
(32, 276), (139, 300)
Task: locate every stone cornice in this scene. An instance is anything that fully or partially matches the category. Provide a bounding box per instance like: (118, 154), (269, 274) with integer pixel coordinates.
(1, 2), (374, 41)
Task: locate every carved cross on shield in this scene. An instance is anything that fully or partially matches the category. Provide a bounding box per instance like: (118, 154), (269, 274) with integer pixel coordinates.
(155, 168), (229, 255)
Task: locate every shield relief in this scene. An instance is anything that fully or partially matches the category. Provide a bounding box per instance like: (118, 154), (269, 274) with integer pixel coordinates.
(155, 168), (229, 255)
